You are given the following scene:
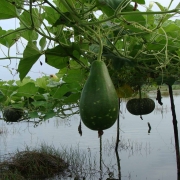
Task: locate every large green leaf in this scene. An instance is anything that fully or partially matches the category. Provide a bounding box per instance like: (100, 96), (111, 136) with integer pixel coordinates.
(42, 6), (60, 25)
(18, 42), (41, 81)
(0, 0), (17, 19)
(45, 43), (81, 69)
(46, 56), (69, 69)
(16, 82), (39, 97)
(63, 69), (86, 84)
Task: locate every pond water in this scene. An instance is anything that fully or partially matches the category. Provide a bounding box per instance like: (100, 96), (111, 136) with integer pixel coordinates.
(0, 93), (180, 180)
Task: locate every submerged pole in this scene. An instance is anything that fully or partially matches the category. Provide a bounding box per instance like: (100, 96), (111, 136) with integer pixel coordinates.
(99, 135), (102, 179)
(115, 98), (121, 151)
(115, 149), (121, 179)
(168, 85), (180, 175)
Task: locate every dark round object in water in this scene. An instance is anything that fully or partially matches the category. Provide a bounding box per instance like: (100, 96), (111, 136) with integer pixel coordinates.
(3, 107), (24, 122)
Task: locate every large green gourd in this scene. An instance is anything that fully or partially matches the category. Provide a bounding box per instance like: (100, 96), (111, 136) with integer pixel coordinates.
(79, 60), (119, 131)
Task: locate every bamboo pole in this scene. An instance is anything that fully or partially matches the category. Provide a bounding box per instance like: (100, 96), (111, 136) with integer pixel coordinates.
(168, 85), (180, 176)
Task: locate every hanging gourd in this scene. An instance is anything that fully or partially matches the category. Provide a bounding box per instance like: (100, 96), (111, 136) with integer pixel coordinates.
(156, 87), (163, 105)
(3, 107), (24, 122)
(126, 86), (155, 119)
(79, 60), (119, 131)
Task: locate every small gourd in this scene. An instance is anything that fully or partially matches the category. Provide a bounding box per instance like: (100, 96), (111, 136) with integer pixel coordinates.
(126, 98), (155, 116)
(79, 60), (119, 131)
(3, 107), (24, 122)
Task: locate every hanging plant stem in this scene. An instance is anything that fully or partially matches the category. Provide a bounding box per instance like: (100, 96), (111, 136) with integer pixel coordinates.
(138, 85), (143, 120)
(168, 84), (180, 174)
(57, 0), (103, 61)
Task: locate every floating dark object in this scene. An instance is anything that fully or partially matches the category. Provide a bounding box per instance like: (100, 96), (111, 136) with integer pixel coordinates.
(126, 98), (155, 116)
(3, 107), (24, 122)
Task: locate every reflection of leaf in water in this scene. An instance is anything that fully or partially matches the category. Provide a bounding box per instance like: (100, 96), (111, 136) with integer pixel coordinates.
(78, 120), (82, 136)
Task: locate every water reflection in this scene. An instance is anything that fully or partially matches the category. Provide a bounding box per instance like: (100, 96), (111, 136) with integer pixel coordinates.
(0, 95), (179, 179)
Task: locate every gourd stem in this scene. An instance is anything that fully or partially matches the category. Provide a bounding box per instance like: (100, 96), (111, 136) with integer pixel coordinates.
(85, 26), (103, 61)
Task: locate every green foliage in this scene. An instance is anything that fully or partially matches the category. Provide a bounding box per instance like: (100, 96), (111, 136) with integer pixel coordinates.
(0, 0), (180, 123)
(0, 0), (17, 19)
(18, 42), (41, 80)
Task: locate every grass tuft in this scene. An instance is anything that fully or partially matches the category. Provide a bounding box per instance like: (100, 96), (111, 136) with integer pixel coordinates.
(0, 145), (68, 180)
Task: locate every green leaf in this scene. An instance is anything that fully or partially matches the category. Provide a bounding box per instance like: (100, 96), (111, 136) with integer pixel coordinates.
(0, 0), (17, 19)
(132, 0), (145, 4)
(51, 84), (70, 99)
(35, 77), (49, 90)
(0, 90), (7, 102)
(43, 110), (56, 120)
(63, 69), (86, 84)
(63, 92), (81, 104)
(19, 8), (44, 29)
(32, 101), (47, 108)
(39, 37), (47, 51)
(45, 43), (81, 69)
(19, 30), (38, 41)
(18, 42), (41, 81)
(0, 30), (19, 48)
(42, 6), (60, 25)
(29, 111), (39, 118)
(154, 2), (166, 11)
(0, 85), (18, 97)
(52, 12), (75, 27)
(46, 56), (69, 69)
(16, 82), (39, 97)
(96, 0), (132, 16)
(16, 77), (34, 86)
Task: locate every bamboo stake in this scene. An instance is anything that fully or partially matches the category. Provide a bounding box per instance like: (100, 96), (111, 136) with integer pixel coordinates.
(168, 85), (180, 176)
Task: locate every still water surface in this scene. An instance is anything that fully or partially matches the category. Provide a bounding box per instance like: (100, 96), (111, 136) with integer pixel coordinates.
(0, 94), (179, 179)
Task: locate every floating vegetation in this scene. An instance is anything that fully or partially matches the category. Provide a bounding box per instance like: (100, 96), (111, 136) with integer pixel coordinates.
(0, 145), (68, 180)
